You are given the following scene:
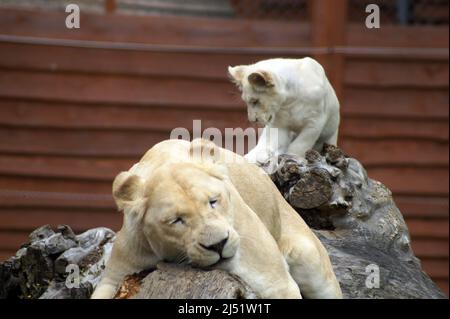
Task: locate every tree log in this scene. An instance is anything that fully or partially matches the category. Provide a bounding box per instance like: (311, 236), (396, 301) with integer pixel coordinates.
(115, 263), (256, 299)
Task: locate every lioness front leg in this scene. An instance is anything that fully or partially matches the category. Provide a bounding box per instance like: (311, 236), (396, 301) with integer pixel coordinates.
(225, 239), (301, 299)
(91, 232), (158, 299)
(223, 192), (301, 298)
(278, 214), (342, 298)
(282, 234), (342, 298)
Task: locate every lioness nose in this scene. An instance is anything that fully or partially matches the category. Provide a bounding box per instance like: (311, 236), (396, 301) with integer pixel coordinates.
(201, 236), (229, 255)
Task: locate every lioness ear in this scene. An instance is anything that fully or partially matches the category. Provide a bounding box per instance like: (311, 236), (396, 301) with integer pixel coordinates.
(189, 138), (220, 163)
(112, 171), (145, 212)
(248, 71), (274, 90)
(228, 65), (246, 85)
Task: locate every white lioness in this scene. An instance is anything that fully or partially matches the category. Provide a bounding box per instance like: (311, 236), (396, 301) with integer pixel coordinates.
(91, 139), (342, 299)
(228, 57), (340, 163)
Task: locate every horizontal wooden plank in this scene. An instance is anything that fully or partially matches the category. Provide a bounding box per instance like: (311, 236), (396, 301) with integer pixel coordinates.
(434, 279), (449, 296)
(348, 0), (449, 28)
(0, 230), (31, 250)
(0, 208), (121, 233)
(345, 60), (449, 89)
(0, 127), (167, 157)
(0, 155), (134, 181)
(0, 69), (239, 109)
(338, 46), (449, 61)
(1, 125), (447, 164)
(1, 72), (448, 120)
(0, 176), (112, 194)
(341, 117), (448, 142)
(344, 87), (449, 119)
(0, 99), (248, 131)
(340, 139), (449, 167)
(0, 42), (300, 80)
(420, 259), (449, 279)
(0, 141), (435, 183)
(0, 250), (17, 262)
(412, 239), (449, 258)
(395, 195), (449, 219)
(347, 24), (449, 48)
(0, 8), (310, 47)
(367, 167), (449, 196)
(0, 190), (114, 209)
(1, 100), (447, 142)
(406, 218), (449, 239)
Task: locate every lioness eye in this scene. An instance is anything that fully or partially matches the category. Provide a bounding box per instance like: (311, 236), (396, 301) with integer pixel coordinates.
(209, 199), (218, 209)
(170, 217), (184, 225)
(250, 99), (259, 106)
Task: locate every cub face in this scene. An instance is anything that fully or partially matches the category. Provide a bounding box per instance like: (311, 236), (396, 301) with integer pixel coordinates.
(228, 65), (285, 126)
(113, 162), (240, 268)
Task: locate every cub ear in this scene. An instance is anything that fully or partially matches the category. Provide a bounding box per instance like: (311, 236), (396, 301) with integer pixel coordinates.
(228, 65), (246, 85)
(112, 171), (145, 212)
(248, 71), (275, 90)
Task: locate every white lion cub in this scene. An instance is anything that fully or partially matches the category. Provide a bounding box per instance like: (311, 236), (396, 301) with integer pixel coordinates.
(228, 57), (340, 163)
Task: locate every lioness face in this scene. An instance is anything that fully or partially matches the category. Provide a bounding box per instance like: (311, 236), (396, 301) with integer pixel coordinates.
(143, 164), (240, 268)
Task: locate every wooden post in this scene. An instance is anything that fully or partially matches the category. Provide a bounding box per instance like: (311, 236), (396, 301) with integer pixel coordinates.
(310, 0), (348, 102)
(105, 0), (116, 13)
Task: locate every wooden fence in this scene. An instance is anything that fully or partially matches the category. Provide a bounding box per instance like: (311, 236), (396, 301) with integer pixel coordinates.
(0, 1), (448, 295)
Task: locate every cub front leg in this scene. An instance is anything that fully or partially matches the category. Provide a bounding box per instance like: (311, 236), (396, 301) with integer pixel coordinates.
(245, 126), (290, 164)
(288, 120), (325, 159)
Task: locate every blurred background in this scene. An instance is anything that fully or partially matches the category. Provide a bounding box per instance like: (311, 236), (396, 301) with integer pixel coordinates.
(0, 0), (448, 295)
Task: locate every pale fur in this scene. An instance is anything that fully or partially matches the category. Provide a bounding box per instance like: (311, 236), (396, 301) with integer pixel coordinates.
(91, 139), (342, 299)
(228, 57), (340, 163)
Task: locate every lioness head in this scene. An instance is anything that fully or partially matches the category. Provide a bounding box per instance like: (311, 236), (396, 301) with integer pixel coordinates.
(228, 63), (286, 126)
(113, 162), (240, 268)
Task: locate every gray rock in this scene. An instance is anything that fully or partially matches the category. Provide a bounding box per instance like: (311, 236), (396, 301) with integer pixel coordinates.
(0, 225), (114, 299)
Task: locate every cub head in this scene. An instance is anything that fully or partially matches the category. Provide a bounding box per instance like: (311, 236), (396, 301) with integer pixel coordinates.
(228, 64), (285, 126)
(113, 162), (240, 268)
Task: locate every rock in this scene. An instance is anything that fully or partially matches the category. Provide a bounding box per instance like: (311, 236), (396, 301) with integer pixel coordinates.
(0, 225), (115, 299)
